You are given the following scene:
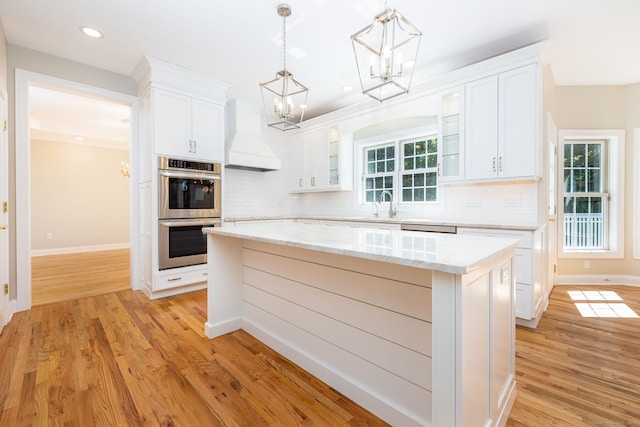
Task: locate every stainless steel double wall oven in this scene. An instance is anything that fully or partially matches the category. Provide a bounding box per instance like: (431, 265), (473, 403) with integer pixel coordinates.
(158, 156), (221, 270)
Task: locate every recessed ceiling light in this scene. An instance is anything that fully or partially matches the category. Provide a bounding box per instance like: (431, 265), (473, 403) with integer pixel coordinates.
(80, 26), (103, 39)
(343, 86), (353, 92)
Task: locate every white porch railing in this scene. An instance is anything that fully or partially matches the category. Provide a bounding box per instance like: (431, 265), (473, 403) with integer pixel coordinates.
(564, 213), (604, 249)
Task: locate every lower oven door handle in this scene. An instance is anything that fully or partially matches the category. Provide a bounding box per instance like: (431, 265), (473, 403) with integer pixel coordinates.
(159, 219), (221, 227)
(158, 170), (221, 180)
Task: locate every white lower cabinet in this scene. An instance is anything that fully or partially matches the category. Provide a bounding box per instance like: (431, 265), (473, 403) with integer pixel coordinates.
(155, 265), (208, 292)
(458, 226), (547, 327)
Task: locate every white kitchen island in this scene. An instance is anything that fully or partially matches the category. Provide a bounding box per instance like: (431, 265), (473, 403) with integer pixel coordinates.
(203, 220), (519, 427)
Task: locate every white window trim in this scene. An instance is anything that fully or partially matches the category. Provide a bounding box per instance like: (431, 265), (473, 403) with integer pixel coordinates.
(558, 129), (625, 259)
(355, 129), (439, 208)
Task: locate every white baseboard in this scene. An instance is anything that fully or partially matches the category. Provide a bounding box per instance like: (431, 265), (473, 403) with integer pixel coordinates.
(556, 274), (640, 287)
(204, 318), (242, 339)
(31, 243), (130, 257)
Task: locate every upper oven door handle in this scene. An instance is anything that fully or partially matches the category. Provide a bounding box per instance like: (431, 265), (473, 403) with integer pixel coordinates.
(158, 219), (222, 227)
(158, 170), (221, 180)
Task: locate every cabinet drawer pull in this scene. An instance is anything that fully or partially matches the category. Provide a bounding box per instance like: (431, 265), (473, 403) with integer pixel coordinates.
(299, 178), (303, 188)
(168, 277), (182, 282)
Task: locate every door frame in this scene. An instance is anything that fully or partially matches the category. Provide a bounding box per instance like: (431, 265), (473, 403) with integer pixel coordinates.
(0, 86), (9, 332)
(547, 112), (558, 293)
(15, 69), (139, 311)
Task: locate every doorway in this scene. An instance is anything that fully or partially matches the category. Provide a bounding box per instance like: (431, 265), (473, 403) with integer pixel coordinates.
(14, 70), (139, 311)
(28, 84), (132, 305)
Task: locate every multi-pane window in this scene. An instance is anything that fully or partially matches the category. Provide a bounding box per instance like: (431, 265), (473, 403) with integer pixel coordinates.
(402, 138), (438, 202)
(363, 136), (437, 204)
(364, 144), (395, 203)
(563, 141), (608, 249)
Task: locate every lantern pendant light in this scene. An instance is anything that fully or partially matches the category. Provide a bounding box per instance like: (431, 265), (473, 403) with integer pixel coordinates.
(260, 3), (309, 131)
(351, 2), (422, 102)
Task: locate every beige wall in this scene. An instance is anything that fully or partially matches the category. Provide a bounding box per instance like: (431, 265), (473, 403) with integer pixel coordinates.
(6, 45), (138, 297)
(30, 139), (130, 252)
(0, 20), (7, 93)
(554, 84), (640, 278)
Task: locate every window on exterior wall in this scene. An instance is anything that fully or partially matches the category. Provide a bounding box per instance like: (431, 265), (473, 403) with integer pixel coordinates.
(363, 135), (438, 204)
(402, 138), (438, 202)
(562, 140), (608, 250)
(364, 144), (395, 203)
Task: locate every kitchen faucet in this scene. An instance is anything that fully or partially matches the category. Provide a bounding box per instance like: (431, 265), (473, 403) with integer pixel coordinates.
(373, 190), (396, 218)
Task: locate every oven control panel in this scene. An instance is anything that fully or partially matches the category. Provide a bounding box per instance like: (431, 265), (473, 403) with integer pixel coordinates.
(159, 156), (221, 174)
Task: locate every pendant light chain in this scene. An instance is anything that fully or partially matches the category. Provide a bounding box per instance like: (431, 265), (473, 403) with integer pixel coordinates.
(282, 11), (287, 73)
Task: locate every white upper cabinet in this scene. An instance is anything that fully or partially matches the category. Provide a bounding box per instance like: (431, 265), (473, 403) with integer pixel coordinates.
(498, 65), (539, 179)
(465, 75), (499, 181)
(291, 126), (326, 191)
(291, 124), (352, 192)
(465, 63), (540, 182)
(154, 88), (224, 162)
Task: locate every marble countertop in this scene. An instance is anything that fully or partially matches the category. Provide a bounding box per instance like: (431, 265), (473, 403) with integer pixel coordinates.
(223, 215), (540, 231)
(204, 220), (519, 275)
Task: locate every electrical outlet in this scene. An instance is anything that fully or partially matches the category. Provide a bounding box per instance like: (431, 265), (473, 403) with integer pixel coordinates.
(584, 260), (590, 269)
(46, 232), (53, 240)
(503, 197), (521, 207)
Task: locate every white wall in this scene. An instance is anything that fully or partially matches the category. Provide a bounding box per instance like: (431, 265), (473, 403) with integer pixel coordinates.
(30, 139), (130, 254)
(223, 128), (298, 218)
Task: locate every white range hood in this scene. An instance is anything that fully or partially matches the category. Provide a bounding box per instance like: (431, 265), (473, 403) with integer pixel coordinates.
(225, 100), (281, 171)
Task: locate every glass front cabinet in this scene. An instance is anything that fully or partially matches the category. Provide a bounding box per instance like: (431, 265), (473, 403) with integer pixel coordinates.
(438, 87), (464, 182)
(291, 124), (352, 193)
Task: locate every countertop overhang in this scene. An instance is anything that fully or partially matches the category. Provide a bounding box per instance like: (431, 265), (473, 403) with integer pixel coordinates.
(204, 220), (519, 275)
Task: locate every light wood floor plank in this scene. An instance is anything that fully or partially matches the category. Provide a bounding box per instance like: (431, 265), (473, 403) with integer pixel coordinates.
(5, 274), (640, 425)
(31, 249), (130, 306)
(506, 285), (640, 427)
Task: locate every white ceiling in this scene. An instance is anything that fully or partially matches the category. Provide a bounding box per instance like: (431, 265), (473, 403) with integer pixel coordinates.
(29, 84), (130, 149)
(1, 0), (639, 142)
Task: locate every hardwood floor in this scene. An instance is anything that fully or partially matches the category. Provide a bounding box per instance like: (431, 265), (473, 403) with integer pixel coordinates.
(31, 249), (130, 306)
(2, 282), (639, 426)
(507, 285), (640, 427)
(0, 289), (388, 426)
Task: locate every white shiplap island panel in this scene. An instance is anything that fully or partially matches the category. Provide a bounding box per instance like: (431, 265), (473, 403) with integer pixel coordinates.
(204, 220), (518, 427)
